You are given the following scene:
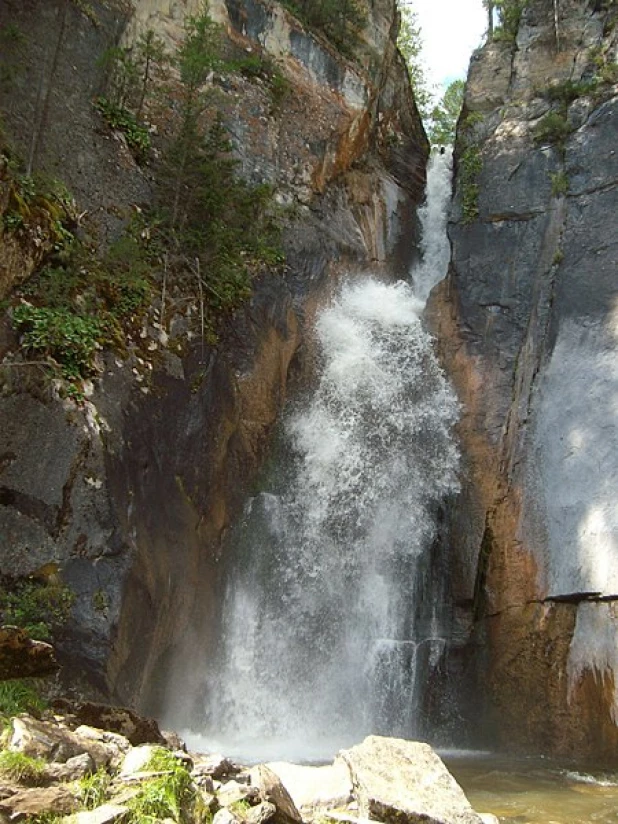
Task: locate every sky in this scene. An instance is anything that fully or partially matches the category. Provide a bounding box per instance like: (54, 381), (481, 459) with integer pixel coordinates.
(406, 0), (487, 97)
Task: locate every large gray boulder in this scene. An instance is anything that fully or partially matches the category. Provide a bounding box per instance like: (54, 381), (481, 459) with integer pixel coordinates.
(9, 715), (129, 769)
(249, 764), (302, 824)
(265, 761), (353, 817)
(338, 736), (483, 824)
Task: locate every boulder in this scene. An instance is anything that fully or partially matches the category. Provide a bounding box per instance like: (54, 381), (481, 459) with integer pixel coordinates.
(118, 744), (160, 777)
(0, 626), (59, 680)
(9, 715), (125, 769)
(249, 765), (302, 824)
(214, 808), (242, 824)
(266, 761), (353, 816)
(46, 753), (95, 782)
(198, 789), (218, 814)
(217, 779), (260, 808)
(338, 737), (483, 824)
(246, 801), (277, 824)
(10, 715), (87, 763)
(193, 753), (241, 781)
(73, 726), (131, 769)
(0, 785), (78, 818)
(52, 700), (167, 746)
(64, 803), (130, 824)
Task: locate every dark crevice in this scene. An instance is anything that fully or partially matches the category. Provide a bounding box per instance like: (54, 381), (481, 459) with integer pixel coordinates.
(0, 486), (56, 534)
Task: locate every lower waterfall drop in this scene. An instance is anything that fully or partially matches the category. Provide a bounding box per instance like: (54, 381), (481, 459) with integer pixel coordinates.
(173, 151), (459, 762)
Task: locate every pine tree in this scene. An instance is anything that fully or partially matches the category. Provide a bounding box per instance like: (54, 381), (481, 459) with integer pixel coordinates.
(428, 79), (464, 146)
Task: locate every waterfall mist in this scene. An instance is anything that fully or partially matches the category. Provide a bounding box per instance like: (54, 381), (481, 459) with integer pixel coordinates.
(164, 151), (459, 762)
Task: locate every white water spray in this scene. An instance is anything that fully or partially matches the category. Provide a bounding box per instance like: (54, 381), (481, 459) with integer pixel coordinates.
(168, 151), (458, 762)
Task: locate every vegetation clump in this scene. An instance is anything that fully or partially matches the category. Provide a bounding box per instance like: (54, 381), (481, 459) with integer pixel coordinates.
(232, 52), (290, 112)
(550, 170), (569, 197)
(460, 145), (483, 224)
(78, 768), (112, 810)
(279, 0), (367, 59)
(125, 749), (198, 823)
(3, 6), (285, 392)
(532, 110), (572, 147)
(0, 750), (47, 785)
(1, 167), (75, 255)
(544, 78), (598, 106)
(94, 97), (151, 162)
(0, 578), (74, 642)
(0, 679), (47, 722)
(428, 80), (464, 145)
(488, 0), (529, 43)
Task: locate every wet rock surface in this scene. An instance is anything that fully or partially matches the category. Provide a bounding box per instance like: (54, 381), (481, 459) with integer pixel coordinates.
(430, 0), (618, 759)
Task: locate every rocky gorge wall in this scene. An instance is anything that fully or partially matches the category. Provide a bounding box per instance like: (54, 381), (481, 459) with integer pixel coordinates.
(0, 0), (427, 706)
(431, 0), (618, 761)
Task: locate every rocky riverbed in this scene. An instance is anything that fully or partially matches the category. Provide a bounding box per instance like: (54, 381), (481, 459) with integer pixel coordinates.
(0, 701), (496, 824)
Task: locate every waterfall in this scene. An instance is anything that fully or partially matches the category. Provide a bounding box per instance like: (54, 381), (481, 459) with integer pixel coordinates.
(167, 150), (459, 762)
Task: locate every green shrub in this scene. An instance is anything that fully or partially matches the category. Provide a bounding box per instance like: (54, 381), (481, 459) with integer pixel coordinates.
(12, 228), (153, 383)
(126, 749), (195, 823)
(12, 305), (102, 380)
(2, 211), (25, 232)
(79, 768), (111, 809)
(0, 750), (47, 785)
(533, 111), (572, 146)
(0, 680), (47, 720)
(544, 78), (598, 105)
(493, 0), (528, 42)
(94, 97), (151, 163)
(460, 145), (482, 224)
(550, 170), (569, 196)
(0, 579), (74, 641)
(279, 0), (367, 59)
(231, 53), (290, 111)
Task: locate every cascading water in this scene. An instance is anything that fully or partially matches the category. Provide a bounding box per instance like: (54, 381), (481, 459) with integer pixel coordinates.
(167, 150), (459, 762)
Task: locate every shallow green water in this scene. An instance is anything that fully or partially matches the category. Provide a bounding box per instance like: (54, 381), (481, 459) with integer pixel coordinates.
(444, 754), (618, 824)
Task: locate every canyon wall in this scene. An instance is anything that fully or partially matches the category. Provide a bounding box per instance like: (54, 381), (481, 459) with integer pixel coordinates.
(432, 0), (618, 761)
(0, 0), (427, 704)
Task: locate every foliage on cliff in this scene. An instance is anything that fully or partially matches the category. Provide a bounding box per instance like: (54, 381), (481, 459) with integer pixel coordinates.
(397, 5), (432, 120)
(1, 5), (284, 389)
(280, 0), (367, 58)
(428, 80), (464, 145)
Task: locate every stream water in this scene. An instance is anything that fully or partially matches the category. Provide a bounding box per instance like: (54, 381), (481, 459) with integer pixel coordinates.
(445, 753), (618, 824)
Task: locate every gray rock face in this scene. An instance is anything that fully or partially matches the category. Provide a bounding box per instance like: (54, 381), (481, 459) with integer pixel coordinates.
(0, 0), (426, 709)
(339, 737), (482, 824)
(430, 0), (618, 758)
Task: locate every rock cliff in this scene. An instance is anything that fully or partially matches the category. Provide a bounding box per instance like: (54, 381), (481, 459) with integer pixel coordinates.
(431, 0), (618, 761)
(0, 0), (427, 704)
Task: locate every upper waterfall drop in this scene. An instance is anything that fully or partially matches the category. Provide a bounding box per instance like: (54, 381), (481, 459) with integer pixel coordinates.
(165, 150), (460, 763)
(413, 148), (454, 302)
